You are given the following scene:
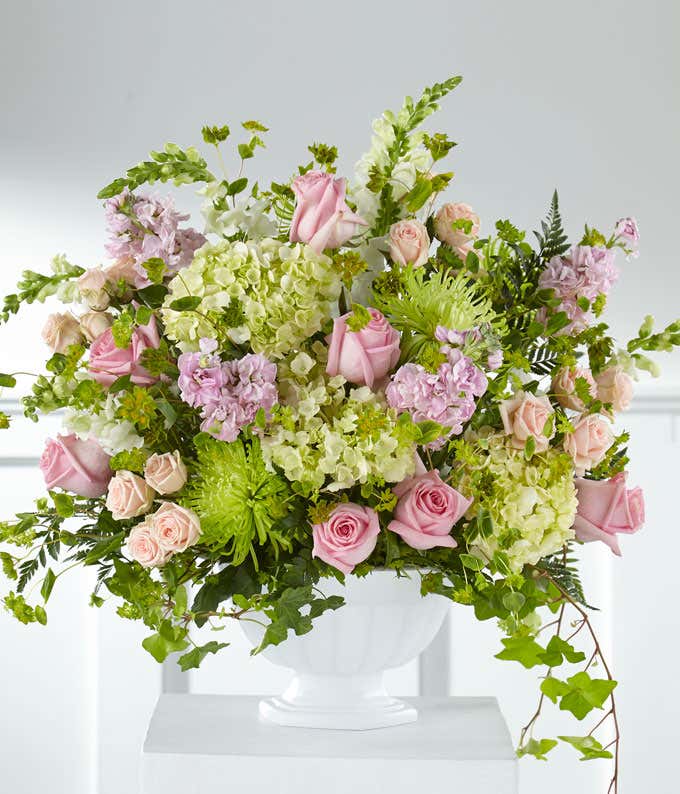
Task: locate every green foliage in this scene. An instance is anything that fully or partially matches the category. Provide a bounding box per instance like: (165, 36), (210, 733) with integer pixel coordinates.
(534, 191), (570, 261)
(1, 256), (84, 324)
(308, 142), (338, 171)
(536, 549), (589, 607)
(178, 641), (230, 671)
(540, 671), (616, 720)
(518, 738), (558, 761)
(142, 619), (190, 662)
(202, 125), (230, 145)
(558, 735), (613, 761)
(346, 304), (371, 332)
(109, 447), (150, 473)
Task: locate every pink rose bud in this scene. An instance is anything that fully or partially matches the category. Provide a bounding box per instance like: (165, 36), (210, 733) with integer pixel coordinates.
(152, 502), (201, 553)
(88, 315), (160, 387)
(40, 434), (112, 498)
(388, 219), (430, 268)
(563, 415), (615, 476)
(106, 470), (155, 520)
(573, 472), (645, 556)
(289, 170), (367, 253)
(78, 267), (111, 311)
(79, 311), (114, 343)
(144, 451), (188, 495)
(41, 312), (85, 353)
(595, 366), (634, 414)
(326, 308), (400, 389)
(433, 202), (480, 260)
(552, 366), (597, 412)
(499, 391), (555, 453)
(105, 256), (144, 289)
(388, 470), (470, 550)
(312, 503), (380, 574)
(126, 517), (168, 568)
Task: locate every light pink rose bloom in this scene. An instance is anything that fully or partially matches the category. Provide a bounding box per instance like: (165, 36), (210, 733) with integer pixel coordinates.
(126, 517), (169, 568)
(552, 366), (597, 411)
(152, 502), (201, 553)
(78, 267), (111, 311)
(105, 256), (145, 288)
(79, 311), (114, 343)
(289, 170), (367, 253)
(326, 308), (400, 389)
(595, 366), (634, 414)
(573, 472), (644, 556)
(563, 415), (615, 476)
(312, 503), (380, 574)
(106, 470), (155, 520)
(433, 203), (480, 259)
(388, 470), (470, 550)
(40, 434), (111, 498)
(499, 391), (555, 453)
(88, 315), (160, 386)
(144, 451), (188, 495)
(388, 219), (430, 268)
(41, 312), (84, 353)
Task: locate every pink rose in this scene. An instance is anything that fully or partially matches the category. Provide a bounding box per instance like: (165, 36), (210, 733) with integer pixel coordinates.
(106, 470), (155, 520)
(41, 312), (84, 353)
(595, 366), (634, 414)
(388, 470), (470, 550)
(78, 267), (111, 311)
(433, 203), (480, 259)
(152, 502), (201, 553)
(326, 308), (400, 388)
(289, 170), (367, 253)
(144, 451), (187, 495)
(126, 518), (169, 568)
(40, 434), (111, 498)
(552, 366), (597, 412)
(563, 415), (615, 476)
(388, 220), (430, 268)
(88, 315), (160, 387)
(312, 503), (380, 574)
(499, 391), (555, 453)
(79, 311), (114, 343)
(105, 256), (145, 288)
(573, 473), (644, 556)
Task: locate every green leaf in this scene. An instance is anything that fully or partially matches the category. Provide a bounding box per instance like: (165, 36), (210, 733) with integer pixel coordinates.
(34, 605), (47, 625)
(242, 120), (268, 132)
(202, 124), (230, 144)
(540, 676), (568, 703)
(172, 585), (188, 618)
(546, 311), (570, 336)
(51, 491), (75, 518)
(543, 635), (587, 666)
(416, 420), (447, 445)
(0, 373), (17, 388)
(502, 591), (526, 613)
(142, 620), (189, 663)
(558, 735), (613, 761)
(460, 553), (485, 572)
(524, 435), (536, 460)
(495, 636), (547, 668)
(404, 176), (434, 212)
(518, 738), (558, 761)
(169, 296), (202, 312)
(541, 672), (617, 720)
(40, 568), (56, 603)
(191, 563), (260, 628)
(227, 177), (248, 196)
(178, 641), (230, 671)
(346, 304), (371, 332)
(141, 258), (167, 284)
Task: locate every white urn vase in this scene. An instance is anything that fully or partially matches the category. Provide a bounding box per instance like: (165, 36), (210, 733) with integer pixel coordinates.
(240, 570), (450, 730)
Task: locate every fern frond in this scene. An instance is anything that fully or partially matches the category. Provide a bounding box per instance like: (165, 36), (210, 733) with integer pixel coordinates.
(534, 190), (570, 261)
(537, 545), (593, 608)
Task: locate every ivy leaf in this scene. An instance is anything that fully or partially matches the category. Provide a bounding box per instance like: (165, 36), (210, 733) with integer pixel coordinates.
(540, 676), (569, 703)
(495, 636), (547, 668)
(558, 735), (613, 761)
(542, 635), (587, 666)
(142, 620), (189, 663)
(51, 491), (74, 518)
(518, 738), (558, 761)
(460, 553), (485, 572)
(191, 563), (259, 628)
(202, 125), (230, 144)
(177, 641), (229, 671)
(169, 296), (202, 312)
(541, 672), (616, 719)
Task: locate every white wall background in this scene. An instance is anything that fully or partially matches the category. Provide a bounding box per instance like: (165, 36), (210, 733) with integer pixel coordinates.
(1, 1), (679, 792)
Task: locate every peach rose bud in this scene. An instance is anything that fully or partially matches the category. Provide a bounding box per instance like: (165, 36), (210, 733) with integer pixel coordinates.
(563, 415), (615, 476)
(144, 451), (188, 495)
(106, 470), (155, 520)
(552, 366), (596, 411)
(126, 517), (168, 568)
(388, 219), (430, 268)
(78, 267), (111, 311)
(499, 391), (555, 453)
(595, 366), (634, 413)
(79, 311), (114, 343)
(433, 202), (480, 260)
(42, 312), (85, 353)
(152, 502), (201, 553)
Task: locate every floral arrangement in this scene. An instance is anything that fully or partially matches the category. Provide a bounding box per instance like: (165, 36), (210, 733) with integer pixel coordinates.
(1, 75), (678, 789)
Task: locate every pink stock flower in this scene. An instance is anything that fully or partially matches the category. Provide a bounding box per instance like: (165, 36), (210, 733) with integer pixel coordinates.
(289, 170), (367, 253)
(40, 434), (112, 498)
(563, 415), (615, 476)
(312, 503), (380, 574)
(388, 470), (470, 550)
(573, 473), (644, 556)
(499, 391), (555, 453)
(614, 217), (639, 257)
(326, 309), (400, 389)
(88, 315), (161, 387)
(388, 219), (430, 268)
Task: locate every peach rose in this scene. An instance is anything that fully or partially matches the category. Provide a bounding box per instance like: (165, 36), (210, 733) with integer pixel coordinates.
(144, 451), (187, 495)
(79, 311), (114, 343)
(152, 502), (201, 553)
(126, 518), (168, 568)
(106, 470), (155, 520)
(433, 202), (480, 259)
(78, 267), (111, 311)
(388, 219), (430, 268)
(563, 415), (615, 476)
(312, 503), (380, 574)
(551, 366), (597, 411)
(41, 312), (84, 353)
(499, 391), (555, 453)
(595, 366), (634, 413)
(105, 256), (145, 288)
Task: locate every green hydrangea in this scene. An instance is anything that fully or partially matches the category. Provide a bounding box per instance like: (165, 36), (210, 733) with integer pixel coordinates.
(161, 238), (341, 358)
(453, 433), (577, 572)
(261, 373), (416, 493)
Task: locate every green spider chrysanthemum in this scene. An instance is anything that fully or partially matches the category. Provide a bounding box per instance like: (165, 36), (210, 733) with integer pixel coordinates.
(183, 434), (297, 565)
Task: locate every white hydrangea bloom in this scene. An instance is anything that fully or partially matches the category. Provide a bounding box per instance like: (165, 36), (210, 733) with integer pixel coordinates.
(201, 182), (277, 239)
(64, 393), (143, 455)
